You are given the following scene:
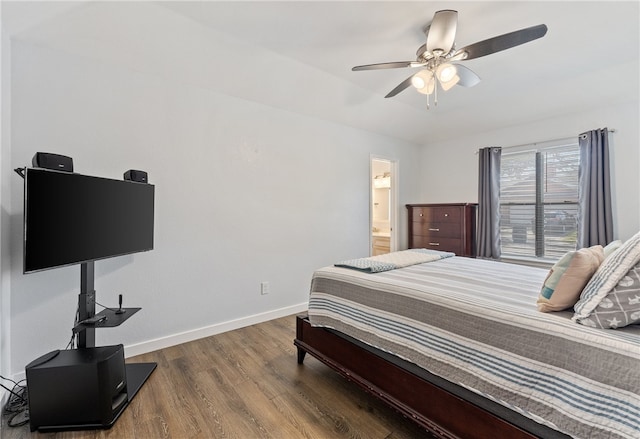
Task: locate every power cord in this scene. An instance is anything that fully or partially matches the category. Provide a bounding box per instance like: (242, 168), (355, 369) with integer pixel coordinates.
(66, 303), (80, 350)
(1, 375), (29, 427)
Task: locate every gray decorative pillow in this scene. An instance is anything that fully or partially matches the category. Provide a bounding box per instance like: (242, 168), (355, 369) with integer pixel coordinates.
(574, 231), (640, 321)
(577, 261), (640, 329)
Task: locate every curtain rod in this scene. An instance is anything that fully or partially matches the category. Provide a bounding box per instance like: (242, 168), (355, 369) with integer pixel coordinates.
(475, 128), (617, 154)
(579, 128), (617, 140)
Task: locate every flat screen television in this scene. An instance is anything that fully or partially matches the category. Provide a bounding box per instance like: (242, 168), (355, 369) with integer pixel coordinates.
(23, 168), (155, 274)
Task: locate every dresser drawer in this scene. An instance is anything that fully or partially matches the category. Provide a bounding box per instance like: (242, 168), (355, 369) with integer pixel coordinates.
(412, 236), (463, 254)
(411, 222), (460, 238)
(411, 206), (462, 223)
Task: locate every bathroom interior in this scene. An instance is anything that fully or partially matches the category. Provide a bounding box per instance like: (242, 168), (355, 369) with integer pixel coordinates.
(371, 158), (392, 256)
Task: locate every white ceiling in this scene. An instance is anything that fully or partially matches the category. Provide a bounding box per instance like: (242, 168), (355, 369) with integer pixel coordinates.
(4, 1), (640, 145)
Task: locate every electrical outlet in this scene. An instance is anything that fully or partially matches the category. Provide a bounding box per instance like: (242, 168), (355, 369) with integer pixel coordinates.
(260, 281), (270, 295)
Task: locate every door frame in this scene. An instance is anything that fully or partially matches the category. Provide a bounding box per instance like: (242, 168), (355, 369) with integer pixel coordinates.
(370, 155), (399, 255)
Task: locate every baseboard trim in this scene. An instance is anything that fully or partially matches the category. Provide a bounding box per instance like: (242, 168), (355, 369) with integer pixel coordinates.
(123, 302), (309, 358)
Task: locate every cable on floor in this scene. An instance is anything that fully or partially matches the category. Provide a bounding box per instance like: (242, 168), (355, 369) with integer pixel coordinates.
(1, 375), (29, 427)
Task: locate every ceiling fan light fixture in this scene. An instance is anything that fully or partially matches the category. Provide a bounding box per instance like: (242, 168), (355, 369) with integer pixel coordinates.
(411, 76), (426, 89)
(424, 78), (436, 95)
(411, 70), (435, 94)
(436, 63), (457, 83)
(440, 74), (460, 91)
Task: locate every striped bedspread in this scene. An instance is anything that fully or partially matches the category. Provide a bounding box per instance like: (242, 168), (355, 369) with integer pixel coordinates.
(308, 256), (640, 439)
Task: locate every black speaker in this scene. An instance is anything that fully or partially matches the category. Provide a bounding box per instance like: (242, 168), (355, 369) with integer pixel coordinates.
(124, 169), (148, 183)
(32, 152), (74, 173)
(26, 345), (128, 431)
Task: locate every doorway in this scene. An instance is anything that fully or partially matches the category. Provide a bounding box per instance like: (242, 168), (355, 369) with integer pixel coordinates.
(370, 157), (397, 256)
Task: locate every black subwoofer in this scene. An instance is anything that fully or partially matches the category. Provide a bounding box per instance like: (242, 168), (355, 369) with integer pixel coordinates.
(26, 345), (128, 431)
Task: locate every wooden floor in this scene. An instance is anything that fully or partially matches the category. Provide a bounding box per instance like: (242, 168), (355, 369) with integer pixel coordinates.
(2, 315), (433, 439)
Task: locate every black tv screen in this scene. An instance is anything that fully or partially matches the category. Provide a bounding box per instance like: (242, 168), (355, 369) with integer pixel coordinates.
(24, 168), (154, 273)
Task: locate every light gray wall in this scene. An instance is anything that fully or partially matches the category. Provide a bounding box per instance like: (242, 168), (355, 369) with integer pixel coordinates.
(1, 9), (11, 390)
(2, 8), (422, 376)
(416, 100), (640, 241)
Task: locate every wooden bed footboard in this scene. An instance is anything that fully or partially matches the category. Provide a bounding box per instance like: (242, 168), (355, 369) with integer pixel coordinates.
(294, 314), (567, 439)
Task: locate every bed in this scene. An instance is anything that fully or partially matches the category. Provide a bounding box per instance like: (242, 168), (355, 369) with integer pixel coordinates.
(294, 254), (640, 439)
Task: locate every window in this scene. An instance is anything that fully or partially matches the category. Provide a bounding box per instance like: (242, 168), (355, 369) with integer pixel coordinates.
(499, 141), (579, 260)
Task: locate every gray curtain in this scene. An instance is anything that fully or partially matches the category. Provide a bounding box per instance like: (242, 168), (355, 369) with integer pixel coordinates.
(477, 147), (502, 258)
(577, 128), (613, 248)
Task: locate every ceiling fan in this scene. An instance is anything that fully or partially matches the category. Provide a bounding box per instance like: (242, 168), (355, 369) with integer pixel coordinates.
(352, 10), (547, 108)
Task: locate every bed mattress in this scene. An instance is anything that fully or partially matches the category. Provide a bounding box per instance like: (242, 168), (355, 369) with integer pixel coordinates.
(308, 256), (640, 439)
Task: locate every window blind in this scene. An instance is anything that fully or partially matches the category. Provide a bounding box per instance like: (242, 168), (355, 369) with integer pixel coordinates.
(499, 142), (579, 260)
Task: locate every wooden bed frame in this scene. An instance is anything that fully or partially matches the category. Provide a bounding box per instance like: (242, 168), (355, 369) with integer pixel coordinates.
(294, 314), (569, 439)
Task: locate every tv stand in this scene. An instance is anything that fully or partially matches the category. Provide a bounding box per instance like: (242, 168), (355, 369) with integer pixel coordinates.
(34, 261), (157, 432)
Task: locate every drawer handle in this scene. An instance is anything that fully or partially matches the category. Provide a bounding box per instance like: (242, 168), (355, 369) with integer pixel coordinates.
(444, 213), (449, 217)
(428, 228), (440, 232)
(429, 242), (440, 246)
(419, 213), (423, 217)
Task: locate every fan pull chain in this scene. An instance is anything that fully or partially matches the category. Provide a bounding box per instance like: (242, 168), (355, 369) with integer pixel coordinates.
(434, 79), (438, 106)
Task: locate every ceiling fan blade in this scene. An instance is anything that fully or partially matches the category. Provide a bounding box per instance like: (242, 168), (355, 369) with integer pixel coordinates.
(454, 64), (481, 87)
(454, 24), (548, 61)
(385, 75), (414, 98)
(426, 10), (458, 54)
(352, 61), (416, 71)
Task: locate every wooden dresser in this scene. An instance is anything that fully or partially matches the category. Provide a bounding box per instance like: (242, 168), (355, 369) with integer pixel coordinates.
(407, 203), (478, 257)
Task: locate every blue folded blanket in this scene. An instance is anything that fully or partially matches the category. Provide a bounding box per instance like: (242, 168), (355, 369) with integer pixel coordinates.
(335, 248), (454, 273)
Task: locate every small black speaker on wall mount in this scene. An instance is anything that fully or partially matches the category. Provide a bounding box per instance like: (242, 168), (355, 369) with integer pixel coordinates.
(124, 170), (148, 183)
(32, 152), (74, 173)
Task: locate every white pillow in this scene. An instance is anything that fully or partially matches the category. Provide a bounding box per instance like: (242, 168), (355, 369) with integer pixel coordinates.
(573, 231), (640, 322)
(537, 246), (604, 312)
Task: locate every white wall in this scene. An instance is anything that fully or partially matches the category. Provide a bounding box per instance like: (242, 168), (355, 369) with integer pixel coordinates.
(3, 5), (422, 376)
(417, 101), (640, 241)
(1, 7), (11, 392)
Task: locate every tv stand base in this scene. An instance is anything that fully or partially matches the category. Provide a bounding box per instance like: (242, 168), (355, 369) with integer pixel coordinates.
(125, 362), (157, 406)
